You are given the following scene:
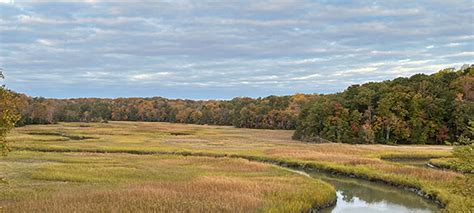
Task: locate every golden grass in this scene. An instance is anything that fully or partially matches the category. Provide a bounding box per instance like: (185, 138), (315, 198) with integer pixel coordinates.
(8, 176), (334, 213)
(0, 151), (335, 213)
(6, 177), (271, 212)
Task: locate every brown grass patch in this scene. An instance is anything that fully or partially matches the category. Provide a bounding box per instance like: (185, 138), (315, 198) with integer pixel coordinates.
(5, 176), (299, 213)
(367, 164), (461, 182)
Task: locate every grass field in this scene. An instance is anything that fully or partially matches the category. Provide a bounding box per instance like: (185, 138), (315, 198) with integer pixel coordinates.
(2, 122), (473, 212)
(0, 151), (335, 212)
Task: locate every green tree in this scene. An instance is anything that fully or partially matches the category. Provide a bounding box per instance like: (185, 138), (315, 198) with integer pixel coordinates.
(452, 121), (474, 172)
(293, 65), (473, 144)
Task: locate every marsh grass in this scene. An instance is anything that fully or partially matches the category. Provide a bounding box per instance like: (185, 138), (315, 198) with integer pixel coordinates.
(1, 151), (335, 212)
(430, 157), (474, 174)
(4, 121), (473, 211)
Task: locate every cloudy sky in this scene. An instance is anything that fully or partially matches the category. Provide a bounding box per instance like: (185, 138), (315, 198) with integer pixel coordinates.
(0, 0), (473, 99)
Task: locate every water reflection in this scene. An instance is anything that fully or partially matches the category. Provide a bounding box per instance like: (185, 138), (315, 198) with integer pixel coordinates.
(312, 173), (440, 213)
(383, 158), (433, 168)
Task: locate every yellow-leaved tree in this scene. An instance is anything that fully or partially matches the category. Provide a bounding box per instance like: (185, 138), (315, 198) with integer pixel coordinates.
(0, 70), (20, 156)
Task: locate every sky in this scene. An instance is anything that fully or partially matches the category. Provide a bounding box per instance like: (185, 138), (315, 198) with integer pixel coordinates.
(0, 0), (473, 100)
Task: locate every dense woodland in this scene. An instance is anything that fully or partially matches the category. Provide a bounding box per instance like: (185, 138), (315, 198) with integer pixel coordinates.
(6, 65), (474, 145)
(294, 65), (474, 145)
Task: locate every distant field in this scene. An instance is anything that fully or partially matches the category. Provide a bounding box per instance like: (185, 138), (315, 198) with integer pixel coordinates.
(2, 122), (473, 212)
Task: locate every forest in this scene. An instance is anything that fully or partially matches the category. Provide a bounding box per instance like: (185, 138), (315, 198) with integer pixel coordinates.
(294, 65), (474, 145)
(8, 65), (474, 145)
(13, 94), (314, 130)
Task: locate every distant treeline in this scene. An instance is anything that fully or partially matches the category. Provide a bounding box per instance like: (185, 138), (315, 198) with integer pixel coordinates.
(15, 93), (316, 130)
(10, 65), (474, 145)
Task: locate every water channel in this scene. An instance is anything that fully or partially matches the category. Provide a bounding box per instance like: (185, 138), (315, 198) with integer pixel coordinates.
(311, 172), (440, 212)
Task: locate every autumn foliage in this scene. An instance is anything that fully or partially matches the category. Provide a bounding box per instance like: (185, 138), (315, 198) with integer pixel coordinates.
(294, 65), (474, 144)
(0, 72), (20, 155)
(9, 65), (474, 145)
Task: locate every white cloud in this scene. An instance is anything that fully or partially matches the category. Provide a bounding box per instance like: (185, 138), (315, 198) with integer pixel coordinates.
(0, 0), (14, 4)
(18, 15), (68, 24)
(288, 58), (327, 65)
(441, 52), (474, 58)
(36, 39), (56, 46)
(131, 72), (171, 81)
(445, 43), (462, 47)
(292, 73), (321, 80)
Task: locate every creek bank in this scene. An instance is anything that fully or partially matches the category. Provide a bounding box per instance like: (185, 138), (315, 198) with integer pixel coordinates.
(380, 156), (444, 168)
(309, 197), (337, 212)
(382, 156), (472, 175)
(279, 167), (337, 212)
(239, 156), (445, 209)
